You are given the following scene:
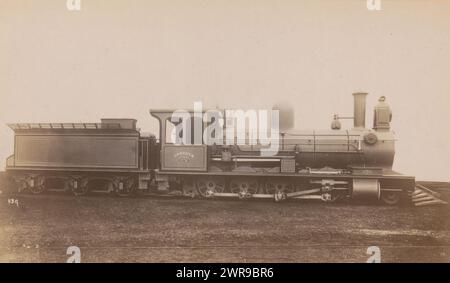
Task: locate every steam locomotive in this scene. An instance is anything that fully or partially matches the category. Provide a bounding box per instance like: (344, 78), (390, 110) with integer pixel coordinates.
(4, 93), (415, 205)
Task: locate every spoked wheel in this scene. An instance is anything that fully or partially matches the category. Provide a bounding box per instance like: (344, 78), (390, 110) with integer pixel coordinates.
(29, 176), (45, 194)
(264, 179), (294, 194)
(230, 177), (259, 199)
(381, 191), (400, 205)
(116, 178), (136, 197)
(196, 177), (225, 198)
(265, 179), (294, 202)
(71, 178), (89, 196)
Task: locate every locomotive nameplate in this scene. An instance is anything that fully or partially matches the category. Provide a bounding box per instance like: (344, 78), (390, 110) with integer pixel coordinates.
(161, 144), (208, 172)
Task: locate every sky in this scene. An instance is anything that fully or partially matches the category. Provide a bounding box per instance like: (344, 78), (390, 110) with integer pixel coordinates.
(0, 0), (449, 181)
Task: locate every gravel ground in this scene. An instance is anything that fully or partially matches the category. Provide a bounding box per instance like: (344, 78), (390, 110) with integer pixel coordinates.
(0, 184), (449, 263)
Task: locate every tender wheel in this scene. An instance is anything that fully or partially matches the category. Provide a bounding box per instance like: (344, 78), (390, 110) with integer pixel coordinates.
(230, 178), (258, 199)
(71, 178), (89, 196)
(196, 177), (225, 198)
(116, 178), (136, 197)
(381, 191), (400, 205)
(30, 184), (45, 194)
(29, 176), (45, 194)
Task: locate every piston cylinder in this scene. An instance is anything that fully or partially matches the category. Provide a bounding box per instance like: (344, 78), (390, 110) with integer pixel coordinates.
(352, 178), (380, 200)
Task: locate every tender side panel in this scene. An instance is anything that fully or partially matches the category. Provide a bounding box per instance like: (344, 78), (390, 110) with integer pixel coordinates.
(14, 134), (139, 169)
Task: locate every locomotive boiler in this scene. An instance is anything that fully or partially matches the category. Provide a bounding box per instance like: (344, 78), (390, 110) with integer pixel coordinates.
(4, 93), (415, 205)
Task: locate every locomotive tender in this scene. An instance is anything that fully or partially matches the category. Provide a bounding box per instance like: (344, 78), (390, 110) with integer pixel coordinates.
(5, 93), (415, 204)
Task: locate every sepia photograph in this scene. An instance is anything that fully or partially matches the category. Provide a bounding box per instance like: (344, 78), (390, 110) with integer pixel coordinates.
(0, 0), (449, 272)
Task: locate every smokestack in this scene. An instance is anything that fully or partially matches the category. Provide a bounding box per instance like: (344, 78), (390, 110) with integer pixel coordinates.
(352, 92), (368, 129)
(273, 103), (294, 131)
